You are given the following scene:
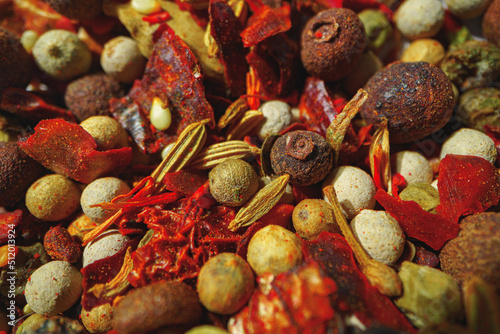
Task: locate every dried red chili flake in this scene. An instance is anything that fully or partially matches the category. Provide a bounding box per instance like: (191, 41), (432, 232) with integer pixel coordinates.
(110, 24), (215, 154)
(436, 154), (500, 223)
(375, 189), (459, 250)
(297, 77), (342, 136)
(142, 11), (171, 24)
(43, 225), (82, 263)
(209, 0), (248, 97)
(229, 260), (337, 334)
(306, 232), (417, 333)
(240, 1), (292, 47)
(18, 119), (133, 184)
(1, 88), (76, 123)
(245, 33), (301, 98)
(128, 204), (241, 288)
(0, 209), (22, 245)
(162, 169), (208, 197)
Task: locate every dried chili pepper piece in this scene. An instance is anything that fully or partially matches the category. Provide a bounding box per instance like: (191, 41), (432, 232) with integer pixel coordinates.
(0, 209), (22, 245)
(229, 260), (337, 334)
(209, 0), (248, 97)
(307, 232), (417, 333)
(110, 24), (215, 154)
(240, 2), (292, 47)
(18, 119), (133, 184)
(436, 154), (500, 223)
(1, 88), (76, 123)
(375, 189), (459, 251)
(162, 169), (208, 196)
(43, 225), (82, 263)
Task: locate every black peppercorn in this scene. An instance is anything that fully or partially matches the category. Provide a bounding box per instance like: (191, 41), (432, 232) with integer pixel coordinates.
(300, 8), (367, 82)
(270, 130), (334, 186)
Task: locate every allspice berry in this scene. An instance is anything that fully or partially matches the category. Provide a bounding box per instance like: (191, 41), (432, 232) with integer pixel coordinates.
(270, 130), (334, 186)
(483, 0), (500, 47)
(300, 8), (367, 82)
(359, 62), (455, 144)
(209, 159), (259, 207)
(440, 213), (500, 288)
(0, 28), (33, 98)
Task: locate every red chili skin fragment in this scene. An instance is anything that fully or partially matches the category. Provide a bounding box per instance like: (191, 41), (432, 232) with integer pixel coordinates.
(1, 88), (76, 123)
(209, 0), (249, 97)
(375, 189), (460, 250)
(307, 232), (417, 333)
(110, 24), (215, 154)
(0, 210), (22, 245)
(436, 154), (500, 223)
(241, 2), (292, 47)
(18, 119), (133, 184)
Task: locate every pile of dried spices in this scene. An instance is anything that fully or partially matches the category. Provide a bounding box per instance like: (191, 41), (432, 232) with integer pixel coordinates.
(0, 0), (499, 333)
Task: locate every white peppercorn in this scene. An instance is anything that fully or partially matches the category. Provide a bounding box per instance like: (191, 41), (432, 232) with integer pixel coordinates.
(32, 29), (91, 81)
(80, 116), (129, 151)
(255, 100), (292, 142)
(394, 0), (445, 40)
(83, 229), (130, 267)
(101, 36), (147, 84)
(247, 225), (303, 276)
(24, 261), (83, 317)
(440, 128), (497, 164)
(350, 210), (405, 265)
(391, 150), (434, 185)
(25, 174), (82, 222)
(322, 166), (377, 220)
(80, 177), (131, 224)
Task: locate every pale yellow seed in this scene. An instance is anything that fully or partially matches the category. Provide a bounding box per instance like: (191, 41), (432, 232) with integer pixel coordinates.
(131, 0), (162, 14)
(150, 97), (172, 131)
(20, 30), (38, 53)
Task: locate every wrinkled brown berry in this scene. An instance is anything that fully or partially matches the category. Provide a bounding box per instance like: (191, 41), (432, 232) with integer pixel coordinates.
(359, 61), (454, 144)
(440, 212), (500, 288)
(44, 0), (103, 20)
(270, 130), (334, 185)
(482, 0), (500, 47)
(300, 8), (367, 82)
(43, 225), (82, 263)
(65, 73), (124, 122)
(0, 28), (33, 100)
(0, 142), (45, 207)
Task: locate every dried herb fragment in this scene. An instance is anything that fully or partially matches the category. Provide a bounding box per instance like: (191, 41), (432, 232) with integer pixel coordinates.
(110, 25), (214, 154)
(436, 154), (500, 223)
(18, 119), (133, 184)
(375, 189), (459, 250)
(240, 2), (291, 47)
(209, 0), (248, 97)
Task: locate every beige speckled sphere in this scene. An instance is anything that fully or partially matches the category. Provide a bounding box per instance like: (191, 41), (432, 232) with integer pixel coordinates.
(247, 225), (303, 276)
(24, 261), (83, 317)
(322, 166), (377, 220)
(394, 0), (444, 40)
(81, 303), (114, 334)
(391, 151), (434, 185)
(256, 100), (292, 142)
(197, 253), (254, 315)
(350, 210), (405, 265)
(81, 177), (131, 224)
(401, 39), (445, 65)
(445, 0), (491, 19)
(83, 229), (129, 267)
(292, 199), (340, 240)
(440, 128), (497, 164)
(80, 116), (129, 151)
(25, 174), (82, 222)
(101, 36), (146, 84)
(32, 29), (91, 81)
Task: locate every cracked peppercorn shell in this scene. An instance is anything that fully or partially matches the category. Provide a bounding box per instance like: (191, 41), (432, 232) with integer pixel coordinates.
(197, 253), (254, 315)
(209, 159), (259, 207)
(300, 8), (367, 82)
(440, 212), (500, 288)
(270, 130), (334, 186)
(0, 142), (45, 208)
(24, 261), (83, 317)
(44, 0), (103, 20)
(65, 73), (124, 122)
(0, 28), (33, 99)
(359, 61), (455, 144)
